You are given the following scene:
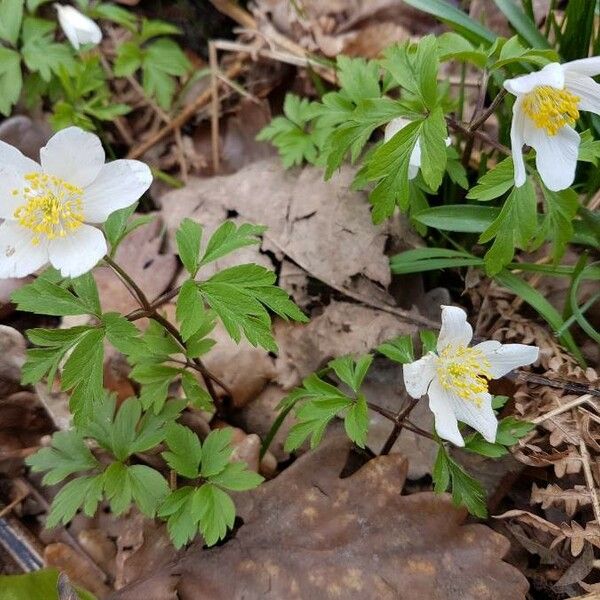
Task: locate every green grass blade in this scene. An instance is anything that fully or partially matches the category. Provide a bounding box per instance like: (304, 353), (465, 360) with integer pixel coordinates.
(493, 0), (550, 48)
(402, 0), (496, 45)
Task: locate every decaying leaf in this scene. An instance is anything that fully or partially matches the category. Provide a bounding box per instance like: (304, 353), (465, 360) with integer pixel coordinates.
(158, 159), (417, 295)
(531, 483), (591, 517)
(111, 432), (529, 600)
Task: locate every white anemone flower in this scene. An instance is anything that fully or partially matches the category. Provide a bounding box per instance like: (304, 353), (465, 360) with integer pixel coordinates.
(403, 306), (539, 447)
(0, 126), (152, 279)
(384, 117), (451, 180)
(54, 3), (102, 50)
(504, 58), (600, 191)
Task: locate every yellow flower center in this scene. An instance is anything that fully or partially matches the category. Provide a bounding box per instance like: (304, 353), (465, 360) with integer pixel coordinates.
(12, 172), (84, 245)
(522, 85), (580, 136)
(437, 345), (492, 405)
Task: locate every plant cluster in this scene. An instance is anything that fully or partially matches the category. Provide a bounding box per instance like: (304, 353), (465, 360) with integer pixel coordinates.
(0, 0), (191, 130)
(259, 20), (600, 361)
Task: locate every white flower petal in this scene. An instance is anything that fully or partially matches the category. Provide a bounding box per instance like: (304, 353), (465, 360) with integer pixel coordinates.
(504, 62), (564, 96)
(437, 305), (472, 352)
(40, 127), (105, 187)
(444, 386), (498, 444)
(0, 142), (42, 219)
(55, 4), (102, 50)
(48, 224), (107, 278)
(523, 120), (579, 192)
(510, 97), (527, 187)
(0, 222), (48, 278)
(408, 138), (421, 180)
(563, 56), (600, 77)
(474, 340), (539, 379)
(402, 353), (437, 399)
(83, 160), (152, 223)
(384, 117), (411, 143)
(427, 379), (464, 447)
(565, 72), (600, 116)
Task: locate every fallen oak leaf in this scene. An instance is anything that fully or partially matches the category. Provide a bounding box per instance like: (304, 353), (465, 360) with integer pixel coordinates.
(111, 431), (529, 600)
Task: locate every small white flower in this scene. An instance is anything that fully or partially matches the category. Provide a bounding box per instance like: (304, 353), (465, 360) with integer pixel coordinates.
(504, 58), (600, 191)
(54, 3), (102, 50)
(384, 117), (451, 180)
(403, 305), (539, 447)
(0, 126), (152, 279)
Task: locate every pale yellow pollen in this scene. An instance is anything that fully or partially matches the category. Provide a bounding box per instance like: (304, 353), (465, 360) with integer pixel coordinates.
(437, 345), (492, 405)
(12, 172), (84, 245)
(522, 85), (580, 136)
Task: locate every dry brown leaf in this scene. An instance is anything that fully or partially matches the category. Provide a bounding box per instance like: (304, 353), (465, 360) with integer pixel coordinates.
(531, 483), (591, 517)
(94, 216), (177, 314)
(158, 159), (417, 296)
(112, 432), (529, 600)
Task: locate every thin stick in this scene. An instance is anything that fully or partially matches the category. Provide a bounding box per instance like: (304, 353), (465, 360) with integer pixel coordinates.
(577, 417), (600, 524)
(532, 394), (594, 424)
(104, 255), (150, 311)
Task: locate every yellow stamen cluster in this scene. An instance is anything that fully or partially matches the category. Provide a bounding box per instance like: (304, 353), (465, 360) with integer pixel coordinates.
(522, 85), (580, 136)
(437, 345), (492, 405)
(13, 172), (84, 245)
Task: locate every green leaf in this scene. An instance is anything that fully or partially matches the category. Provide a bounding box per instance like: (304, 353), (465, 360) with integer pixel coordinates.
(492, 395), (509, 409)
(540, 186), (579, 263)
(158, 486), (197, 548)
(61, 328), (105, 419)
(175, 218), (202, 276)
(181, 371), (214, 411)
(0, 47), (22, 116)
(467, 157), (514, 201)
(71, 272), (101, 315)
(480, 180), (537, 274)
(92, 2), (137, 29)
(200, 428), (233, 478)
(437, 31), (487, 67)
(199, 221), (266, 267)
(419, 107), (448, 189)
(328, 354), (373, 392)
(420, 330), (438, 354)
(162, 423), (203, 479)
(22, 33), (75, 82)
(463, 435), (508, 458)
(0, 0), (23, 45)
(413, 205), (500, 233)
(390, 247), (483, 274)
(365, 118), (422, 222)
(127, 464), (169, 517)
(199, 263), (306, 351)
(402, 0), (495, 45)
(139, 18), (182, 43)
(176, 280), (206, 341)
(131, 363), (181, 413)
(46, 475), (104, 528)
(344, 394), (369, 448)
(12, 271), (99, 316)
(377, 335), (414, 364)
(195, 483), (236, 546)
(432, 446), (487, 518)
(208, 461), (263, 491)
(336, 55), (380, 103)
(102, 462), (132, 515)
(141, 38), (190, 109)
(257, 94), (320, 168)
(494, 416), (535, 445)
(492, 0), (550, 49)
(26, 430), (99, 485)
(102, 312), (144, 355)
(110, 397), (142, 461)
(113, 41), (143, 77)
